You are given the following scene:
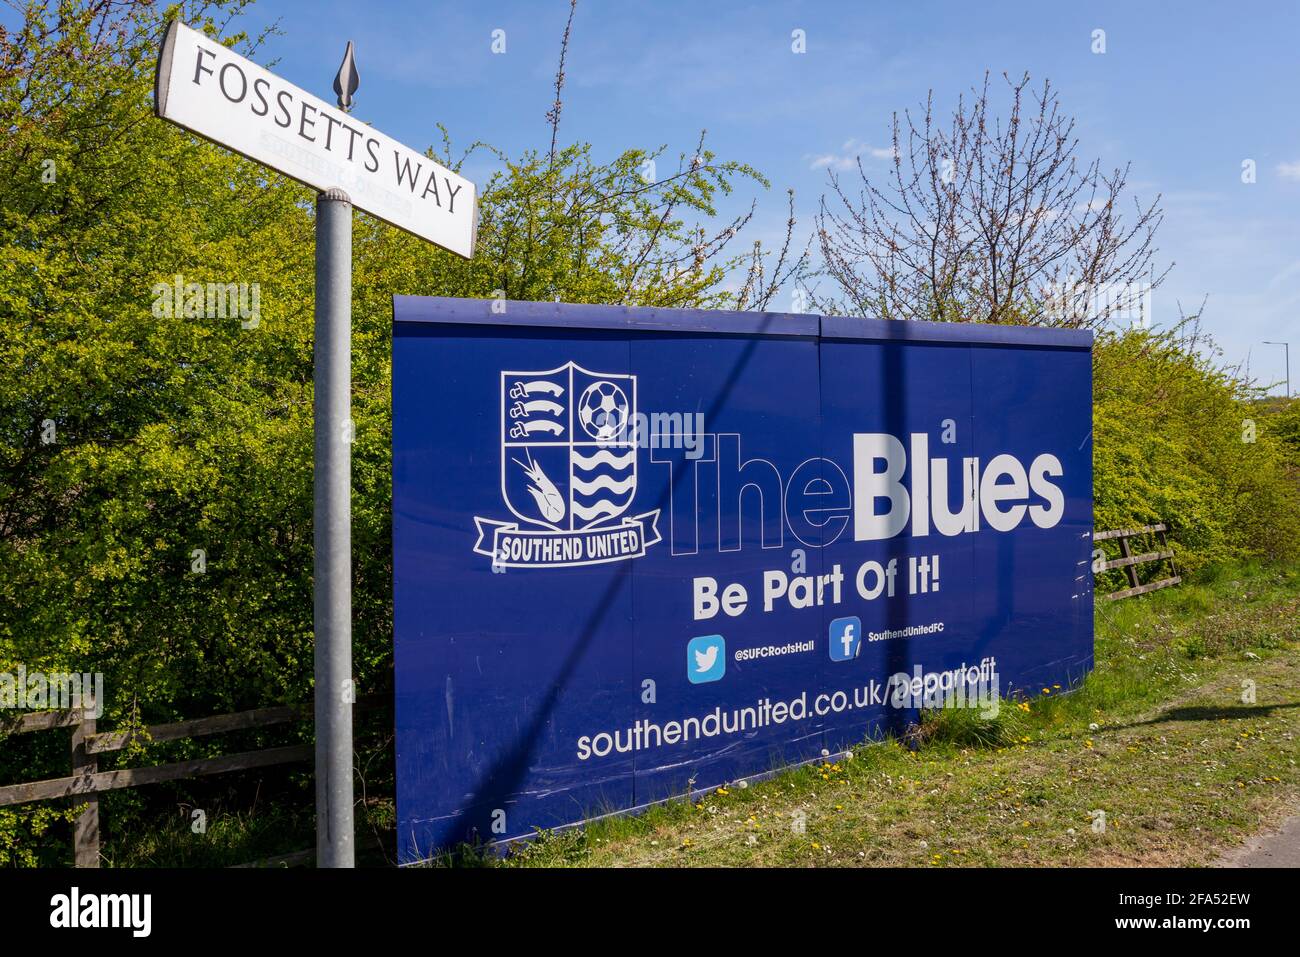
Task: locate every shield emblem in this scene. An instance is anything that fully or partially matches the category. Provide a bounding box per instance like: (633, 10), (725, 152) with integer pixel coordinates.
(500, 362), (637, 531)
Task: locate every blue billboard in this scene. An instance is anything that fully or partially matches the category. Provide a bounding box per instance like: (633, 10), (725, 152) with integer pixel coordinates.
(392, 296), (1093, 862)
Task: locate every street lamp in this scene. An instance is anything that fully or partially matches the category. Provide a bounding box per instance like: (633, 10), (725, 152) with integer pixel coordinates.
(1262, 341), (1290, 398)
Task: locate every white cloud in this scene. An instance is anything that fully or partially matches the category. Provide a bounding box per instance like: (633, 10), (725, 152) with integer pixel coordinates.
(1266, 258), (1300, 289)
(1276, 161), (1300, 182)
(808, 138), (895, 171)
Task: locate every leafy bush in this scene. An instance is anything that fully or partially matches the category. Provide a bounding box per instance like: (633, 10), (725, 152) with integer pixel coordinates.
(1092, 328), (1300, 583)
(0, 0), (773, 862)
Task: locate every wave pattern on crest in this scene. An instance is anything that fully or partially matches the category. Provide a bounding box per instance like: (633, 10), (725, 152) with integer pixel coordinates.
(572, 474), (636, 496)
(573, 500), (623, 522)
(572, 448), (635, 471)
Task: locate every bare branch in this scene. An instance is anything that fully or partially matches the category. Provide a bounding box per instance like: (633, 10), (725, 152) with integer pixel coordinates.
(816, 72), (1169, 329)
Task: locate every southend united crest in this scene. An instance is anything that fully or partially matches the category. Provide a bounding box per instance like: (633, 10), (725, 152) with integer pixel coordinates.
(473, 362), (661, 568)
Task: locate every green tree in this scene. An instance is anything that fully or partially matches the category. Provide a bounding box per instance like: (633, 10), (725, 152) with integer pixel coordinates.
(0, 0), (783, 863)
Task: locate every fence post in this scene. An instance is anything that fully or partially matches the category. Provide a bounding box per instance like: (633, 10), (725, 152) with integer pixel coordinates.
(1159, 522), (1177, 579)
(1117, 533), (1141, 590)
(71, 700), (99, 868)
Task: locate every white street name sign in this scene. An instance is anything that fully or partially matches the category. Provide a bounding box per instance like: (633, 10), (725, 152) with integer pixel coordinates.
(154, 20), (476, 258)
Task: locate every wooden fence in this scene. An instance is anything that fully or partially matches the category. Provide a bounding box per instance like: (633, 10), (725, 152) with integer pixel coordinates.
(0, 695), (383, 867)
(1094, 521), (1181, 601)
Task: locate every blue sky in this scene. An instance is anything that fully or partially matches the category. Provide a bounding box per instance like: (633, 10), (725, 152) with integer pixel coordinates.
(232, 2), (1297, 390)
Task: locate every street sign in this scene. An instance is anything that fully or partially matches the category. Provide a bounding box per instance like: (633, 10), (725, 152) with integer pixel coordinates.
(154, 20), (476, 258)
(153, 19), (482, 866)
(392, 296), (1095, 861)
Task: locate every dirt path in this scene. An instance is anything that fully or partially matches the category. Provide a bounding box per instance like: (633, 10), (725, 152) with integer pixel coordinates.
(1217, 812), (1300, 867)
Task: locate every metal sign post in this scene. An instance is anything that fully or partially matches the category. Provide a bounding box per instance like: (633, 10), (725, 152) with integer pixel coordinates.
(154, 21), (476, 868)
(313, 186), (353, 868)
(311, 41), (360, 874)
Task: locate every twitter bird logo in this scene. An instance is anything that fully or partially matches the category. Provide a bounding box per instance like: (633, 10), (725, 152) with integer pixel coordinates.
(687, 635), (726, 684)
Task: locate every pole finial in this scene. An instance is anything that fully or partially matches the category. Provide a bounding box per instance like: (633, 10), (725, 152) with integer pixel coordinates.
(334, 41), (359, 112)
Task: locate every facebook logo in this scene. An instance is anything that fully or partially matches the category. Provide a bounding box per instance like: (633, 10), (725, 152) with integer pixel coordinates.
(828, 617), (862, 662)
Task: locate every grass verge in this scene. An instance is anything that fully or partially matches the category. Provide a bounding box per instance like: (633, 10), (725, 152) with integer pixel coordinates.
(484, 561), (1300, 867)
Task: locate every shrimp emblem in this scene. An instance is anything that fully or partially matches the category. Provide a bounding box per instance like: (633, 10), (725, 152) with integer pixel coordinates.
(512, 450), (565, 524)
